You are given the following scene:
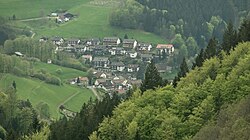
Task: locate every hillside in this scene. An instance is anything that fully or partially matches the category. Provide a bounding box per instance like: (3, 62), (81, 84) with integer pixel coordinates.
(0, 0), (167, 44)
(0, 61), (95, 119)
(89, 42), (250, 139)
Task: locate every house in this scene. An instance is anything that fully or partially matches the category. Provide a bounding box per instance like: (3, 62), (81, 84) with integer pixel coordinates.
(51, 36), (64, 46)
(64, 13), (74, 19)
(51, 13), (58, 17)
(137, 43), (152, 52)
(67, 38), (80, 46)
(95, 79), (113, 90)
(75, 45), (86, 52)
(39, 37), (48, 42)
(82, 55), (93, 62)
(15, 52), (23, 57)
(79, 77), (89, 86)
(109, 47), (126, 56)
(103, 37), (121, 46)
(141, 53), (154, 62)
(85, 38), (100, 46)
(127, 51), (138, 58)
(127, 64), (140, 73)
(123, 39), (137, 48)
(156, 44), (174, 54)
(93, 45), (108, 56)
(92, 57), (110, 68)
(110, 62), (125, 72)
(47, 59), (52, 64)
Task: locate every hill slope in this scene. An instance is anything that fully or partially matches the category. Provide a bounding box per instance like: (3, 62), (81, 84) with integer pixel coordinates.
(90, 42), (250, 139)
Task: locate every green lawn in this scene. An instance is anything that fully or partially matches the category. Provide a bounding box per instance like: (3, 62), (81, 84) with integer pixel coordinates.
(33, 62), (88, 81)
(0, 74), (95, 119)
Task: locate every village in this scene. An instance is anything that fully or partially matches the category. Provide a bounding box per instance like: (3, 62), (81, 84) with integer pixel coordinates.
(39, 36), (175, 94)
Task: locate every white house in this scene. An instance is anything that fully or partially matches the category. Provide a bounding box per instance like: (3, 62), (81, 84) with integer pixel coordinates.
(127, 51), (138, 58)
(137, 43), (152, 51)
(127, 64), (140, 73)
(110, 62), (125, 72)
(51, 36), (64, 46)
(123, 39), (137, 48)
(156, 44), (174, 54)
(103, 37), (121, 46)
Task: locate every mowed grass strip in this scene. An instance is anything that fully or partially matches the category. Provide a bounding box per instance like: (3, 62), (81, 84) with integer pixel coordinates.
(0, 74), (94, 119)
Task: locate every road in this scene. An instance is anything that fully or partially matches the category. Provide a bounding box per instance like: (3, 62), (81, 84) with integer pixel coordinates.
(19, 16), (57, 22)
(88, 86), (101, 101)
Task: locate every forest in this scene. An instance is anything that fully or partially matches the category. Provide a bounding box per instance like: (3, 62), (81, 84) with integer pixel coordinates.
(110, 0), (250, 49)
(0, 0), (250, 139)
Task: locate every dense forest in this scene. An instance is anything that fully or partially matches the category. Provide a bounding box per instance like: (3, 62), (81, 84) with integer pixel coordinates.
(110, 0), (250, 49)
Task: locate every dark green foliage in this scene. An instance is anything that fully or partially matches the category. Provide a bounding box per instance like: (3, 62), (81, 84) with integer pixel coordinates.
(193, 49), (204, 68)
(0, 91), (41, 139)
(49, 94), (121, 140)
(238, 19), (250, 42)
(204, 37), (219, 59)
(221, 21), (238, 54)
(110, 0), (248, 48)
(173, 58), (189, 88)
(140, 61), (163, 93)
(12, 81), (16, 90)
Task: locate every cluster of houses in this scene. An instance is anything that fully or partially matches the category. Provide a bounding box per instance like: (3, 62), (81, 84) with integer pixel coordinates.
(39, 36), (175, 94)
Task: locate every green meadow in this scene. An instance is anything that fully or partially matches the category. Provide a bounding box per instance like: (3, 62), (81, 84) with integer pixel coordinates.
(0, 0), (167, 44)
(32, 62), (88, 81)
(0, 64), (94, 119)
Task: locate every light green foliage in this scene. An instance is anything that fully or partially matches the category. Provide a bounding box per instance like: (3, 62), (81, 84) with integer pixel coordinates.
(93, 42), (250, 139)
(23, 126), (50, 140)
(172, 34), (185, 48)
(186, 37), (198, 57)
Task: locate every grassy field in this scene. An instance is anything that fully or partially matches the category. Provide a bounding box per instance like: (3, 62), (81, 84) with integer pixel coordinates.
(32, 62), (88, 81)
(0, 73), (94, 119)
(0, 0), (88, 19)
(0, 0), (167, 44)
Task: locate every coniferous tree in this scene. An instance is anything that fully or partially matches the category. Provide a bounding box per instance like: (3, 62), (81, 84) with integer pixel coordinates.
(238, 19), (250, 42)
(192, 48), (204, 69)
(204, 37), (218, 59)
(173, 58), (189, 87)
(140, 60), (162, 93)
(221, 21), (238, 54)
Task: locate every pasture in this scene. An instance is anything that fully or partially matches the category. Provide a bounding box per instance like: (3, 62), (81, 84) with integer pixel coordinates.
(0, 0), (167, 44)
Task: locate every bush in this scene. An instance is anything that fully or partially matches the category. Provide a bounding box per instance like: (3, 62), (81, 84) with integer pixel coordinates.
(33, 73), (47, 81)
(55, 69), (63, 75)
(12, 67), (25, 76)
(52, 59), (87, 72)
(45, 75), (61, 86)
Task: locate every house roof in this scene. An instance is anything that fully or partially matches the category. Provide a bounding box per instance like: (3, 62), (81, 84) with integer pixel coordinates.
(67, 38), (80, 42)
(123, 39), (136, 44)
(127, 64), (139, 68)
(141, 53), (153, 58)
(79, 77), (89, 81)
(156, 44), (174, 49)
(103, 37), (119, 42)
(51, 36), (63, 41)
(93, 57), (109, 62)
(112, 47), (124, 51)
(111, 62), (125, 66)
(82, 55), (92, 59)
(63, 13), (74, 18)
(138, 43), (152, 47)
